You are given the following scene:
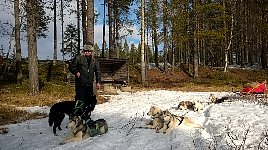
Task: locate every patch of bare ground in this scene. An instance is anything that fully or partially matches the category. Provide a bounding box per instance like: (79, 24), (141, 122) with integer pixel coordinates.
(1, 66), (268, 125)
(132, 66), (268, 93)
(0, 105), (47, 126)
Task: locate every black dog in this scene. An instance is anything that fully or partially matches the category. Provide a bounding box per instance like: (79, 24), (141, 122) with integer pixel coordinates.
(48, 95), (97, 135)
(48, 101), (75, 135)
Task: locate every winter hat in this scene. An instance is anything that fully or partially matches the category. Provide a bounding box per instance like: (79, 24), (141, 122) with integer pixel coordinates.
(83, 45), (94, 51)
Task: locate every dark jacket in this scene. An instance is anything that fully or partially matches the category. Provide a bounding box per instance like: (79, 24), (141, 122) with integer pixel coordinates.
(69, 55), (101, 86)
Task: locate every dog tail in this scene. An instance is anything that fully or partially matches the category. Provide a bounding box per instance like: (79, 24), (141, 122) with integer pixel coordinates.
(183, 117), (202, 128)
(48, 110), (54, 126)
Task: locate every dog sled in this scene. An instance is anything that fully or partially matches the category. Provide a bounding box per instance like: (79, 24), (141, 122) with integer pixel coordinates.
(240, 81), (266, 95)
(230, 81), (268, 104)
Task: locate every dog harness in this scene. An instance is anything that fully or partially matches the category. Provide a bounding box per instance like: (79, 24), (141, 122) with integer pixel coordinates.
(163, 114), (184, 130)
(177, 116), (184, 125)
(72, 100), (92, 121)
(73, 100), (85, 114)
(151, 112), (161, 119)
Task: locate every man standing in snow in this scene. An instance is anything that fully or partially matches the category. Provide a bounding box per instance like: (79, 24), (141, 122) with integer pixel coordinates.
(69, 44), (101, 119)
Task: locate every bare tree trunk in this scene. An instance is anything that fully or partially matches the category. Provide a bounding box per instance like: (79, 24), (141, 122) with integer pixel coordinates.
(82, 0), (87, 45)
(108, 0), (113, 58)
(163, 0), (168, 72)
(224, 15), (234, 72)
(114, 1), (119, 58)
(77, 0), (81, 54)
(170, 3), (175, 72)
(261, 10), (267, 69)
(224, 0), (234, 72)
(193, 0), (198, 78)
(102, 0), (106, 58)
(14, 0), (22, 84)
(60, 0), (66, 73)
(26, 0), (39, 95)
(152, 0), (159, 68)
(112, 4), (116, 58)
(153, 28), (159, 68)
(87, 0), (94, 45)
(200, 0), (205, 66)
(146, 19), (149, 81)
(141, 0), (146, 86)
(193, 39), (199, 78)
(223, 0), (228, 72)
(53, 0), (57, 65)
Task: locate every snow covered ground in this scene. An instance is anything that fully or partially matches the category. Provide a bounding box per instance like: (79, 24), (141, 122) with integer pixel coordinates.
(1, 90), (268, 150)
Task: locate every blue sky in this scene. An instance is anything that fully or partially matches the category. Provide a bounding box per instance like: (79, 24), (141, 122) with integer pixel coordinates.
(0, 0), (141, 60)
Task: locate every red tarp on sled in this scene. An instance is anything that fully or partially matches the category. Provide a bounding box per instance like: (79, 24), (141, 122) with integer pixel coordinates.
(240, 82), (266, 94)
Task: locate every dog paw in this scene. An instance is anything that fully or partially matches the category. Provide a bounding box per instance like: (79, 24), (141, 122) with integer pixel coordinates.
(59, 142), (65, 145)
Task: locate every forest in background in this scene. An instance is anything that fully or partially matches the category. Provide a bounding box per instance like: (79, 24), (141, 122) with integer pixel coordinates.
(0, 0), (268, 95)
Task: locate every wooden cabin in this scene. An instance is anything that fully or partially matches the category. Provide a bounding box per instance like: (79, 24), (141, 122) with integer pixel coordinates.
(68, 58), (129, 86)
(98, 58), (129, 85)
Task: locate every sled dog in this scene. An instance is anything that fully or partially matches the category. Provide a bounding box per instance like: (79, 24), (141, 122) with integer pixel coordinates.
(193, 101), (204, 112)
(62, 116), (108, 144)
(147, 106), (162, 117)
(147, 111), (164, 132)
(146, 106), (164, 132)
(209, 94), (218, 103)
(48, 101), (75, 135)
(178, 101), (194, 110)
(159, 110), (202, 133)
(147, 106), (162, 124)
(209, 94), (228, 104)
